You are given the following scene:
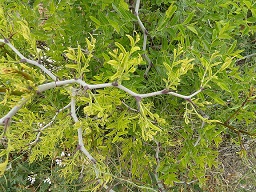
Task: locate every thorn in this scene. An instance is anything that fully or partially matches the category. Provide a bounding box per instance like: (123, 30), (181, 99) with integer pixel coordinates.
(143, 74), (148, 80)
(20, 58), (27, 63)
(84, 86), (90, 91)
(186, 98), (192, 102)
(135, 96), (142, 112)
(112, 81), (118, 86)
(90, 158), (97, 164)
(4, 38), (9, 43)
(161, 89), (169, 94)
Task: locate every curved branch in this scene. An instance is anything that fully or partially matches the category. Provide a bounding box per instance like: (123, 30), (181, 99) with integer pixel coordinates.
(29, 103), (71, 146)
(70, 88), (115, 192)
(134, 0), (152, 79)
(0, 39), (57, 81)
(0, 79), (202, 125)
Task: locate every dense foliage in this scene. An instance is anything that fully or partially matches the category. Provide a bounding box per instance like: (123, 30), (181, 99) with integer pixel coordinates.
(0, 0), (255, 191)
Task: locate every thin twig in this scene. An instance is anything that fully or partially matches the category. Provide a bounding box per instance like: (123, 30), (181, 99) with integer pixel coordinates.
(70, 88), (115, 192)
(29, 103), (71, 146)
(121, 100), (138, 112)
(134, 0), (152, 79)
(0, 39), (57, 81)
(236, 52), (256, 63)
(154, 140), (166, 192)
(216, 122), (256, 136)
(224, 96), (251, 124)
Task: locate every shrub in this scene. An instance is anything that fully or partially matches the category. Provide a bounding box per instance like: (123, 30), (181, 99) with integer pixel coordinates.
(0, 0), (255, 191)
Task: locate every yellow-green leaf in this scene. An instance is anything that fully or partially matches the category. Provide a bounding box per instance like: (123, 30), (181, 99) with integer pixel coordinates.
(66, 53), (76, 61)
(0, 157), (8, 176)
(187, 25), (198, 35)
(126, 34), (135, 47)
(107, 60), (119, 66)
(115, 42), (126, 53)
(89, 16), (101, 26)
(65, 64), (78, 70)
(166, 4), (177, 18)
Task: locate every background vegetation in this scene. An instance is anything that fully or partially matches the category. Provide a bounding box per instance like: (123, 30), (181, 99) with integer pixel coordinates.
(0, 0), (255, 191)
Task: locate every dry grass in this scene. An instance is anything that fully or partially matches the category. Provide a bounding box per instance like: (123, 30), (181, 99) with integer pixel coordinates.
(206, 137), (256, 192)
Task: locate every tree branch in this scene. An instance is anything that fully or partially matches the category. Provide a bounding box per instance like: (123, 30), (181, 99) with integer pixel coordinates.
(70, 88), (115, 192)
(0, 39), (57, 81)
(0, 78), (202, 125)
(29, 103), (71, 146)
(154, 140), (166, 192)
(0, 40), (202, 191)
(236, 52), (256, 64)
(134, 0), (152, 79)
(0, 97), (30, 125)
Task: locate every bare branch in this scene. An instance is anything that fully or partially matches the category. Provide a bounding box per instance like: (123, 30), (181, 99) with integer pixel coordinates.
(70, 88), (115, 192)
(0, 97), (30, 125)
(134, 0), (152, 78)
(0, 78), (202, 125)
(154, 140), (166, 192)
(0, 39), (57, 81)
(29, 103), (71, 146)
(236, 52), (256, 64)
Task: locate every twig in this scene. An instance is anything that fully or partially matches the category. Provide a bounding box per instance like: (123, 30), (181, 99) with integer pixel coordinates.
(121, 100), (138, 112)
(134, 0), (152, 79)
(216, 122), (255, 136)
(154, 140), (166, 192)
(0, 40), (203, 125)
(236, 52), (256, 63)
(70, 88), (115, 192)
(187, 99), (256, 140)
(0, 39), (57, 81)
(225, 96), (249, 124)
(29, 103), (71, 146)
(103, 173), (158, 192)
(0, 97), (30, 125)
(71, 88), (97, 164)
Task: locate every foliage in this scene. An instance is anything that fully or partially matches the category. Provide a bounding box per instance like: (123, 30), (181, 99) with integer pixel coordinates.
(0, 0), (255, 191)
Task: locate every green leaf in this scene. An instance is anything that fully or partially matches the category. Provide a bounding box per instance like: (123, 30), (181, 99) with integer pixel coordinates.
(115, 42), (126, 53)
(0, 157), (8, 176)
(218, 33), (232, 39)
(207, 91), (226, 105)
(183, 12), (195, 24)
(157, 4), (177, 31)
(220, 57), (232, 71)
(108, 19), (120, 33)
(186, 25), (198, 35)
(65, 64), (78, 70)
(89, 16), (101, 26)
(65, 53), (76, 61)
(166, 4), (177, 18)
(112, 3), (132, 20)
